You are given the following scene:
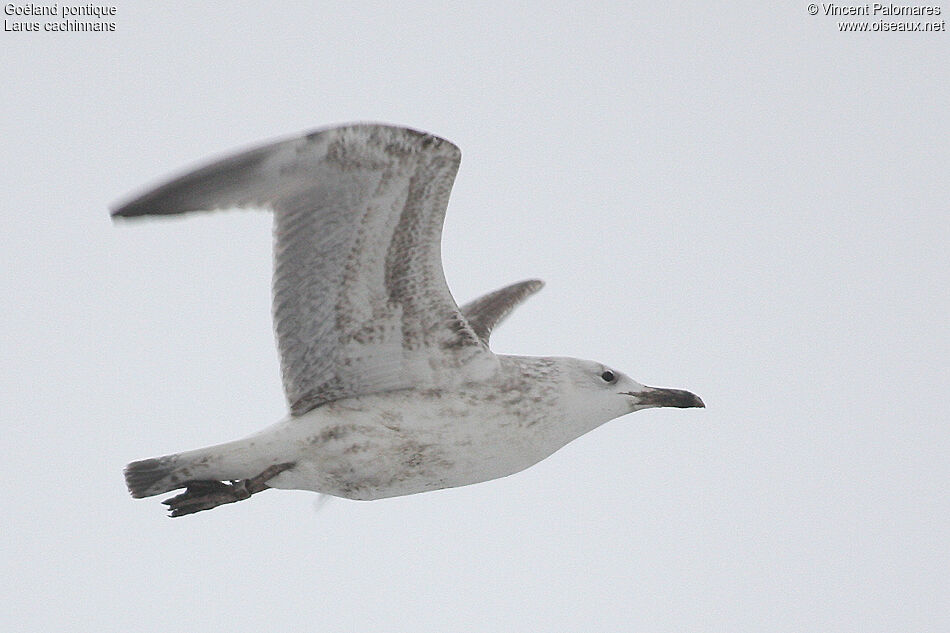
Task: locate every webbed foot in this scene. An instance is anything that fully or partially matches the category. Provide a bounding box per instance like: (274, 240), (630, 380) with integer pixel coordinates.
(162, 462), (295, 517)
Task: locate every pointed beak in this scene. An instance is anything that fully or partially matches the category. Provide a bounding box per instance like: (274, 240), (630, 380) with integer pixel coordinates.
(624, 386), (705, 409)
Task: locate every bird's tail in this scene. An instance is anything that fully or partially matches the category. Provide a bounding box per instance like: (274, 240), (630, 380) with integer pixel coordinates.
(123, 435), (284, 499)
(124, 454), (185, 498)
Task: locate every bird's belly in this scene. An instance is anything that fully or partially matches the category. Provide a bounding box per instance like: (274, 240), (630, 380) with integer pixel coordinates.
(261, 392), (565, 500)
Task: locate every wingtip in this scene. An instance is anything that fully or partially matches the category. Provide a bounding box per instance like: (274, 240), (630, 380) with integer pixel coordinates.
(109, 206), (148, 221)
(109, 204), (135, 220)
(109, 191), (159, 219)
(521, 278), (545, 294)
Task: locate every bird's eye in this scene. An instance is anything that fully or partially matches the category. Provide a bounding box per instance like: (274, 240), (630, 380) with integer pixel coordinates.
(601, 370), (617, 384)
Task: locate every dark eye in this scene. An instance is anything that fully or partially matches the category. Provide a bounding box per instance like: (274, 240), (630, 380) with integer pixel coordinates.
(601, 370), (617, 384)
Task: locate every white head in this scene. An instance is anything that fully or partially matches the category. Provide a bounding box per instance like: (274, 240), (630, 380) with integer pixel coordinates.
(554, 357), (704, 428)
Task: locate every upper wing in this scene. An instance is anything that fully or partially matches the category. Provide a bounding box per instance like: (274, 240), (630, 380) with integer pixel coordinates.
(460, 279), (544, 345)
(112, 124), (489, 415)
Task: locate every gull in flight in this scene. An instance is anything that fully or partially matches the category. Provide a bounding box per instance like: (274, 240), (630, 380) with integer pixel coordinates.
(114, 124), (704, 517)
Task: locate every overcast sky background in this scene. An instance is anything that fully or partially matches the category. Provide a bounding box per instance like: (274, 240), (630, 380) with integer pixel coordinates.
(2, 2), (947, 631)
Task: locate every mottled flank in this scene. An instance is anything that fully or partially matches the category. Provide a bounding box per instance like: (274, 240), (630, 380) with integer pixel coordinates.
(307, 425), (349, 445)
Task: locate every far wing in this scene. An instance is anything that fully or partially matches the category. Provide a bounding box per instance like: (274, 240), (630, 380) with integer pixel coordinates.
(460, 279), (544, 346)
(113, 124), (489, 415)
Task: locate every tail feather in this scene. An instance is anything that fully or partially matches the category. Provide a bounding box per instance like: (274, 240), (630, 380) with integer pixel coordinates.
(124, 455), (182, 498)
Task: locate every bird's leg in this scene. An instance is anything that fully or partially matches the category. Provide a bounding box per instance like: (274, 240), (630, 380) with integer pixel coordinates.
(162, 462), (295, 518)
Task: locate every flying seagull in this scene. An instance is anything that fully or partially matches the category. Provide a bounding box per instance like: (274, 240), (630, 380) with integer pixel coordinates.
(114, 124), (704, 517)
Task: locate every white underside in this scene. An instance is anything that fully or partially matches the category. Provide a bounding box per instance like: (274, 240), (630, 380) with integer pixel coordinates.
(172, 387), (593, 500)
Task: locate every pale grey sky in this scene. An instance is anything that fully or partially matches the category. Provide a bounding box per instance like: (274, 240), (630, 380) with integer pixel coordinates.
(2, 2), (947, 631)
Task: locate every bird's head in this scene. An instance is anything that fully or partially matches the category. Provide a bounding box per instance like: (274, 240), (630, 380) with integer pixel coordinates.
(558, 358), (704, 424)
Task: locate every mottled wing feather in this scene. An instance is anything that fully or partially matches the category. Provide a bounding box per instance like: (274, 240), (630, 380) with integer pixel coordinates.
(460, 279), (544, 345)
(112, 124), (488, 415)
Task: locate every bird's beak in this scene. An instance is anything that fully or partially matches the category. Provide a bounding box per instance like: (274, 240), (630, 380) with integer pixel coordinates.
(624, 386), (705, 409)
